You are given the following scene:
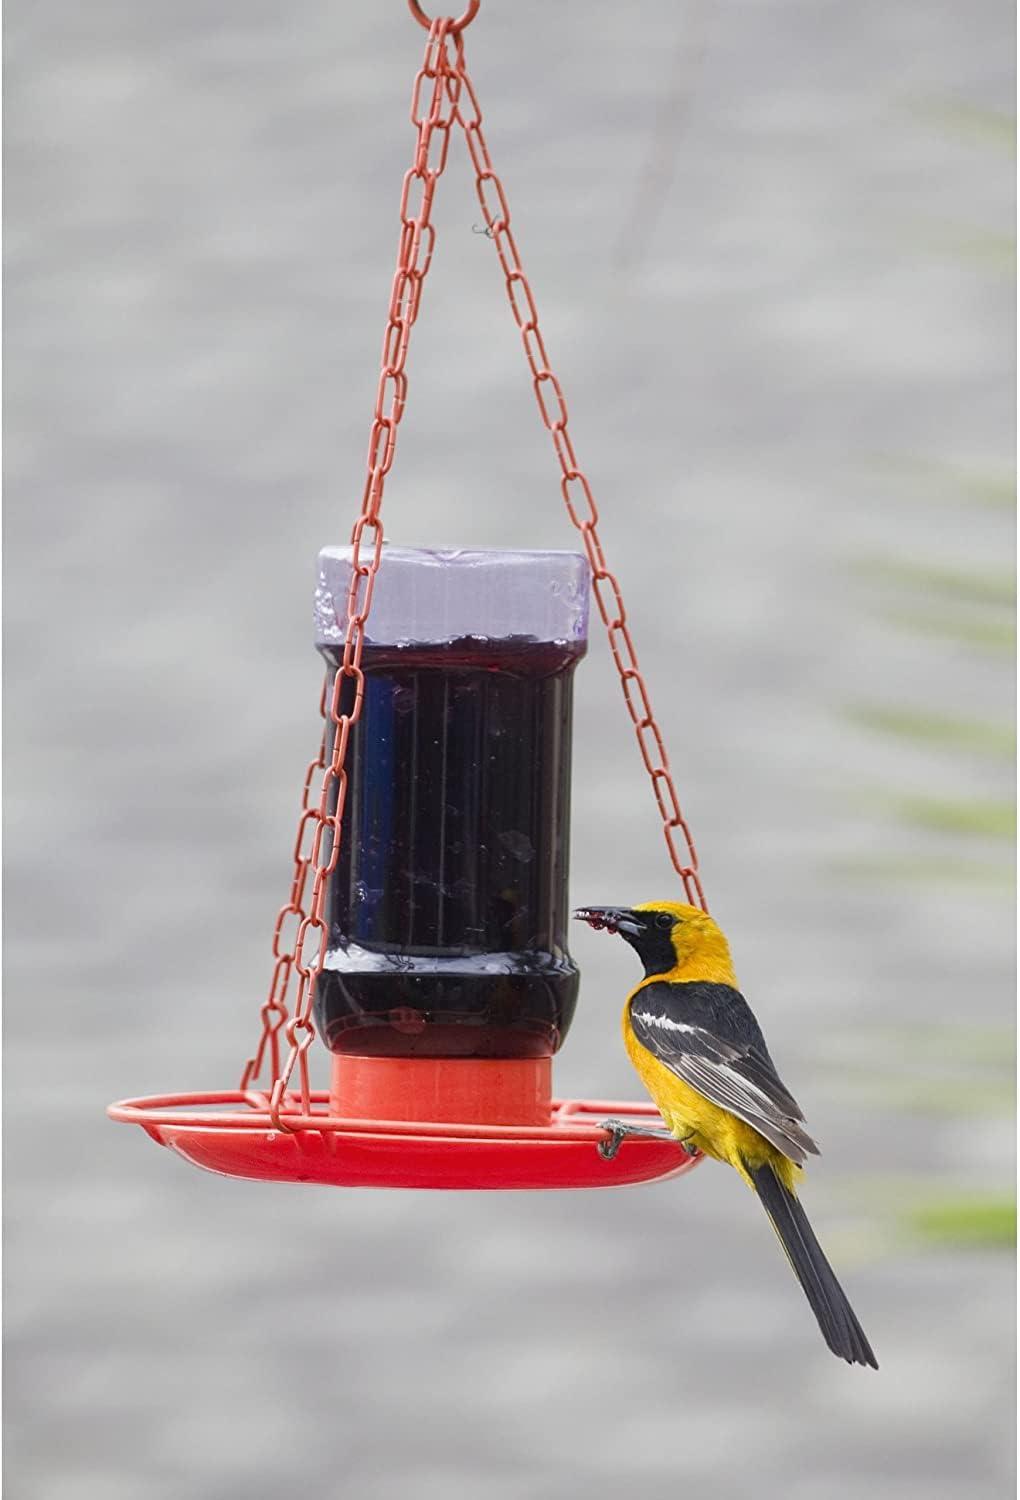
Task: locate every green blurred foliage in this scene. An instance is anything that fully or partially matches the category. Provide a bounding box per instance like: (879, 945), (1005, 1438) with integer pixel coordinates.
(888, 794), (1015, 839)
(841, 1178), (1017, 1255)
(817, 1023), (1015, 1120)
(846, 706), (1015, 759)
(832, 855), (1014, 887)
(881, 607), (1014, 653)
(909, 97), (1016, 155)
(940, 228), (1017, 274)
(853, 555), (1016, 607)
(907, 1194), (1016, 1251)
(867, 456), (1016, 509)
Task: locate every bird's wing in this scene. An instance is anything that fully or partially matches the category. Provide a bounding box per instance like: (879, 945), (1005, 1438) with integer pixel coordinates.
(629, 980), (820, 1165)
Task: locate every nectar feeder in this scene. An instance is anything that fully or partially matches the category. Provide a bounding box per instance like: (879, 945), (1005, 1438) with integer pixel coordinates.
(108, 5), (705, 1191)
(110, 547), (699, 1189)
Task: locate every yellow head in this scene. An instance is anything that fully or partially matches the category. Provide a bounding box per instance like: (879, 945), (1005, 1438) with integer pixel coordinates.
(574, 900), (736, 983)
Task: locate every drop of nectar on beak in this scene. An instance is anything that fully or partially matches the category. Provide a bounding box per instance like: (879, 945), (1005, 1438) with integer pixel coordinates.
(573, 908), (617, 933)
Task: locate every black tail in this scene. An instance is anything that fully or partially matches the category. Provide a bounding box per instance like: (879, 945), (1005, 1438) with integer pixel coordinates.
(748, 1161), (878, 1369)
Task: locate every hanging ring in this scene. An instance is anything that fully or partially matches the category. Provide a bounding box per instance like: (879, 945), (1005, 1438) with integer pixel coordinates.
(407, 0), (479, 33)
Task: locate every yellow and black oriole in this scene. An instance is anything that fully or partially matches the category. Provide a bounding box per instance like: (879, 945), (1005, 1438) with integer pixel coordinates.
(575, 900), (877, 1369)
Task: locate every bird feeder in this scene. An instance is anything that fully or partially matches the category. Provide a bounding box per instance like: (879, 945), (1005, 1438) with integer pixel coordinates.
(108, 3), (705, 1191)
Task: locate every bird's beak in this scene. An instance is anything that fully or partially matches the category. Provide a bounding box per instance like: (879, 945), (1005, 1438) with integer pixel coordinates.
(573, 906), (643, 939)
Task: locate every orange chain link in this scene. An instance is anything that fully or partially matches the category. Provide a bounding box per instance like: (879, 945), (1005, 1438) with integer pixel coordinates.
(240, 10), (706, 1113)
(239, 17), (460, 1116)
(442, 29), (706, 912)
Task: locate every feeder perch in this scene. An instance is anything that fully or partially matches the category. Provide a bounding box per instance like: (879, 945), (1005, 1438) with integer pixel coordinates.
(108, 7), (704, 1192)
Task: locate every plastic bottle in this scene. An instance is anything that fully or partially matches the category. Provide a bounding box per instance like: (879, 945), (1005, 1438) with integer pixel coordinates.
(313, 544), (589, 1063)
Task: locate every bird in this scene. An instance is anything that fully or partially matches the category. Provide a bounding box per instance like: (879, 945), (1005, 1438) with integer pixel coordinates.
(573, 899), (877, 1369)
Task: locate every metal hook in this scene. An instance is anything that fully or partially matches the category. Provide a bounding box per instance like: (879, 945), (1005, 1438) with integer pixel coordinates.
(407, 0), (480, 34)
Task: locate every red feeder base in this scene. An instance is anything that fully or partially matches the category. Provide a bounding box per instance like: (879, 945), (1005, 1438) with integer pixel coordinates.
(107, 1088), (701, 1191)
(329, 1054), (555, 1127)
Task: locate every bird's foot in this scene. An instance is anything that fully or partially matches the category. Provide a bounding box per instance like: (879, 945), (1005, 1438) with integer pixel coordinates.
(597, 1119), (629, 1160)
(597, 1118), (679, 1161)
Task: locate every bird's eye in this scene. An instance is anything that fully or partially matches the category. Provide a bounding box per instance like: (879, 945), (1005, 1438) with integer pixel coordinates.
(655, 912), (673, 930)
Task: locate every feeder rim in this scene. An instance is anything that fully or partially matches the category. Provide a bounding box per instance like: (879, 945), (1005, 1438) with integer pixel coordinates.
(107, 1090), (670, 1143)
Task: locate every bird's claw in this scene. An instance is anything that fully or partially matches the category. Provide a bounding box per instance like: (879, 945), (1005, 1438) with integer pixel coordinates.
(597, 1118), (699, 1161)
(597, 1119), (630, 1161)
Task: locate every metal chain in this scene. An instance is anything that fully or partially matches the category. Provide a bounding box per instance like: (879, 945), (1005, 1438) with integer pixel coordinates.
(444, 31), (707, 910)
(239, 18), (460, 1115)
(240, 8), (707, 1109)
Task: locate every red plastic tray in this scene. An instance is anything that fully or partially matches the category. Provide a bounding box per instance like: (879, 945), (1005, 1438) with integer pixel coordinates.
(108, 1091), (701, 1190)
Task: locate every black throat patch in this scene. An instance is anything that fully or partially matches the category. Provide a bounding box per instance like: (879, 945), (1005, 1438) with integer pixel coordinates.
(627, 919), (678, 979)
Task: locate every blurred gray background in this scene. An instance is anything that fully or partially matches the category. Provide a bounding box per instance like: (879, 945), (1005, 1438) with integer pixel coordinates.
(5, 1), (1015, 1497)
